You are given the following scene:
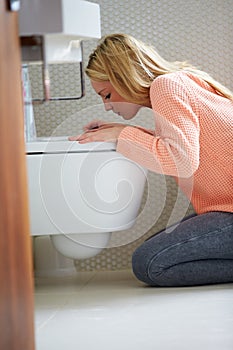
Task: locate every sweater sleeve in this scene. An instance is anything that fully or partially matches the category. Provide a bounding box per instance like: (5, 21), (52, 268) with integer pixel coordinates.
(117, 73), (200, 178)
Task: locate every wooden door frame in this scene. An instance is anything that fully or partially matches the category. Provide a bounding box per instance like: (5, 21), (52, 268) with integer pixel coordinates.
(0, 1), (35, 349)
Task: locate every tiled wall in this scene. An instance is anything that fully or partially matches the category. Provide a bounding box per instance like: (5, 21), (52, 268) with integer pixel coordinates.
(31, 0), (233, 271)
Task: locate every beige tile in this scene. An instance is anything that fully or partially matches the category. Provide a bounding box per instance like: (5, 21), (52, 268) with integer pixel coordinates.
(34, 270), (233, 350)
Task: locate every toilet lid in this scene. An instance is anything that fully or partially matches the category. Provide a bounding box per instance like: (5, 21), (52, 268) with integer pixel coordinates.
(26, 137), (117, 154)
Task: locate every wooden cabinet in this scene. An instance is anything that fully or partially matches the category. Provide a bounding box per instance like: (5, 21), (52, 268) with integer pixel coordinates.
(0, 1), (35, 349)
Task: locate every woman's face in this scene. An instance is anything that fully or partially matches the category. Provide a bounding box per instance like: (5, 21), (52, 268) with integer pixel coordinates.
(91, 80), (142, 120)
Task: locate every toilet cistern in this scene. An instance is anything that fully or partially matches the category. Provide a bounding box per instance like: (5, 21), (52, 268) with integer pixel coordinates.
(26, 138), (147, 259)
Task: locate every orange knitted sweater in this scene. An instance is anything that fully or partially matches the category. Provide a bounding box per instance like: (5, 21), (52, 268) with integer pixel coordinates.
(117, 71), (233, 214)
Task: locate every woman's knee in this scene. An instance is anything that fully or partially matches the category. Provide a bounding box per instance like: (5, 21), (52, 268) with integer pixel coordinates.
(132, 244), (163, 286)
(132, 246), (233, 287)
(132, 227), (233, 286)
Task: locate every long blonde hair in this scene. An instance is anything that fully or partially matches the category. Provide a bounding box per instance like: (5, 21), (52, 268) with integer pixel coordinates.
(86, 33), (233, 105)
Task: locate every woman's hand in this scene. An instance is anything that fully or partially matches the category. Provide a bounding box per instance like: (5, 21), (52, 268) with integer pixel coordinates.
(83, 119), (107, 131)
(68, 123), (127, 144)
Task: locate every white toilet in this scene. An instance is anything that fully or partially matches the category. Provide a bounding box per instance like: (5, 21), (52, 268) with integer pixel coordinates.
(26, 137), (147, 261)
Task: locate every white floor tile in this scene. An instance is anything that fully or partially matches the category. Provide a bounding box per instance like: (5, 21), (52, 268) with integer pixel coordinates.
(34, 270), (233, 350)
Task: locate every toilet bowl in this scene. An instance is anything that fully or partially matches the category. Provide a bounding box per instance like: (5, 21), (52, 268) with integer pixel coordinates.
(26, 137), (147, 260)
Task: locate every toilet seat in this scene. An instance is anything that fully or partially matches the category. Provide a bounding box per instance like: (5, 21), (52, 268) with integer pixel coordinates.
(26, 137), (117, 154)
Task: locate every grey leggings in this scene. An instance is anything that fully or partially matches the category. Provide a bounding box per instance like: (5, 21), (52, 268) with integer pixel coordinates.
(132, 211), (233, 287)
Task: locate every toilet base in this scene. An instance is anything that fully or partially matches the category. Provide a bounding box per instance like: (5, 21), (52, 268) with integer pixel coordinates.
(50, 232), (112, 260)
(33, 236), (77, 278)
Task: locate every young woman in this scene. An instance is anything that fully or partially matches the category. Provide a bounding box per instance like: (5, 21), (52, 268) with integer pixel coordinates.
(69, 33), (233, 287)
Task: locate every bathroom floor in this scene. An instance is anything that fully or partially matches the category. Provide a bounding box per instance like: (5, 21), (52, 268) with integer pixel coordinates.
(34, 269), (233, 350)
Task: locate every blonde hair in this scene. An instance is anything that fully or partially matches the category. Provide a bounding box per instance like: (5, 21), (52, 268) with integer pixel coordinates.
(86, 33), (233, 105)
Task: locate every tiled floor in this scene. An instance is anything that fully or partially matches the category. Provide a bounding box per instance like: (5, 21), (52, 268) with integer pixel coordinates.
(34, 270), (233, 350)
